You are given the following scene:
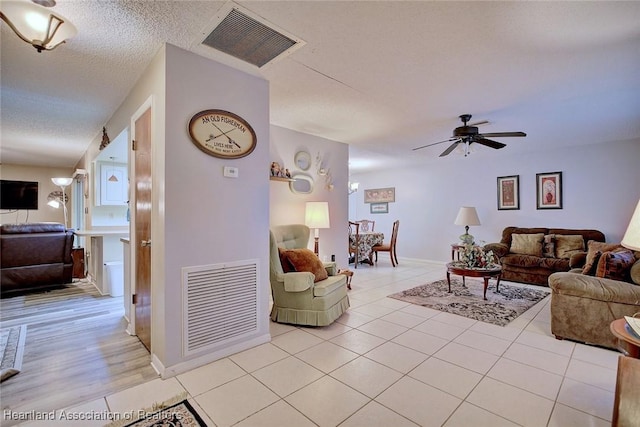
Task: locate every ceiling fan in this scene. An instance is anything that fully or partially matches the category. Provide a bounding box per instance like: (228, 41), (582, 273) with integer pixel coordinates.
(413, 114), (526, 157)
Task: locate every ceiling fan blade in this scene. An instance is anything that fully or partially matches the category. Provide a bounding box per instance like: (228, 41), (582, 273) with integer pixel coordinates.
(479, 131), (526, 138)
(412, 138), (458, 151)
(469, 120), (489, 126)
(439, 141), (461, 157)
(474, 138), (506, 149)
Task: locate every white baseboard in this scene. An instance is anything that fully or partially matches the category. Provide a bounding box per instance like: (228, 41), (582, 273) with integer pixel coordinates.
(152, 333), (271, 379)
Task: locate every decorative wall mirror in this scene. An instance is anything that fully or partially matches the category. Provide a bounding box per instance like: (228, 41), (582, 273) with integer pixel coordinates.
(289, 174), (314, 194)
(294, 151), (311, 171)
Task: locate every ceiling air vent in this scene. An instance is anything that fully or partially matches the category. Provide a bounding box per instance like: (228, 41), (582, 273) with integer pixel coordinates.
(202, 8), (301, 68)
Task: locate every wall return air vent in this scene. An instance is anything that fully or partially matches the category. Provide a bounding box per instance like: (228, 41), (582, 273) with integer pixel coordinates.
(201, 7), (304, 68)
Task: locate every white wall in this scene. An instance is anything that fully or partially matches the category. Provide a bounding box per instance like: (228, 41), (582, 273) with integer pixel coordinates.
(162, 44), (271, 369)
(269, 125), (350, 266)
(350, 139), (640, 263)
(0, 164), (75, 225)
(77, 44), (272, 373)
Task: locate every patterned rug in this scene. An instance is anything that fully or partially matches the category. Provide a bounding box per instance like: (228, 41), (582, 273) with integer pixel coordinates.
(0, 325), (27, 382)
(388, 278), (550, 326)
(106, 398), (207, 427)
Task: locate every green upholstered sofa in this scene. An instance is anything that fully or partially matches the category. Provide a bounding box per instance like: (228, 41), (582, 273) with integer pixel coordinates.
(270, 224), (349, 326)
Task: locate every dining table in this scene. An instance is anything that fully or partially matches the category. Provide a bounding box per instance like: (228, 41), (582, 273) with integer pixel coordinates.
(350, 231), (384, 265)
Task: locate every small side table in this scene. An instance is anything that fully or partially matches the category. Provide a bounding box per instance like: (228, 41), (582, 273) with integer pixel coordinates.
(610, 318), (640, 358)
(71, 247), (86, 279)
(451, 243), (465, 261)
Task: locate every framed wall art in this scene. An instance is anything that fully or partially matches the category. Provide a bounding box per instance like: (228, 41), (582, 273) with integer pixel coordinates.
(536, 171), (563, 209)
(364, 187), (395, 203)
(497, 175), (520, 210)
(370, 202), (389, 214)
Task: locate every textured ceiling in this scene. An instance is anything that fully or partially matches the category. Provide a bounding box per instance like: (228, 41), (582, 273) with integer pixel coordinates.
(1, 1), (639, 172)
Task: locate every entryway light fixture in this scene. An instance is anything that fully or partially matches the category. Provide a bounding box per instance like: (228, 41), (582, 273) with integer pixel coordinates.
(0, 0), (77, 52)
(51, 177), (72, 228)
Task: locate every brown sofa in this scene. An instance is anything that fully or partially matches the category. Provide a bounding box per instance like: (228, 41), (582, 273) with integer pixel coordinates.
(484, 227), (605, 286)
(1, 222), (74, 296)
(549, 250), (640, 350)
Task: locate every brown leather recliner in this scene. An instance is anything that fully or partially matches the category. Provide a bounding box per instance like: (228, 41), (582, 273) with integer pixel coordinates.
(1, 222), (74, 296)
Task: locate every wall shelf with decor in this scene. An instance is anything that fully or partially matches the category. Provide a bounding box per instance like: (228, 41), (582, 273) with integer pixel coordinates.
(270, 176), (295, 182)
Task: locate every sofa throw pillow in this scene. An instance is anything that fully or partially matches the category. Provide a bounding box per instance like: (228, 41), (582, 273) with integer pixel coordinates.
(554, 234), (585, 259)
(278, 248), (295, 273)
(510, 233), (544, 257)
(595, 249), (636, 281)
(543, 234), (555, 258)
(582, 241), (622, 275)
(278, 248), (328, 282)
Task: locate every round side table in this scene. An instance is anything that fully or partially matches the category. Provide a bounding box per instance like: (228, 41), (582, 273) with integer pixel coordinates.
(610, 318), (640, 358)
(446, 262), (502, 300)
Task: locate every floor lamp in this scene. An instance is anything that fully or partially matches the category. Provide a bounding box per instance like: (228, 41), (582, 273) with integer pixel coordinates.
(621, 199), (640, 251)
(305, 201), (330, 256)
(51, 177), (73, 228)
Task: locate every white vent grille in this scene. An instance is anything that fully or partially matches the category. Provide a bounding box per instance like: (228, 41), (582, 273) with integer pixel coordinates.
(201, 7), (303, 68)
(182, 259), (259, 356)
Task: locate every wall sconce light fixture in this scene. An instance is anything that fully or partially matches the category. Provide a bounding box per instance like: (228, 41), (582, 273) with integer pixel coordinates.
(348, 181), (359, 195)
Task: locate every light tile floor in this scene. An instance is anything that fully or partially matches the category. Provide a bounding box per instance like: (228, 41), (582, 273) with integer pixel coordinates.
(19, 261), (618, 427)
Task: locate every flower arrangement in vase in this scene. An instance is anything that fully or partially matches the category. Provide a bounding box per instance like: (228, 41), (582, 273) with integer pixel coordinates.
(458, 244), (498, 269)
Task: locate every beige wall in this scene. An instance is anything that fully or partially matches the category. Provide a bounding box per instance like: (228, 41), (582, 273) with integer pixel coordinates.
(0, 164), (75, 225)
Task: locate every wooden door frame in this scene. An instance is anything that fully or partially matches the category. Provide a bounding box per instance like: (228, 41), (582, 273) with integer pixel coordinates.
(126, 96), (153, 337)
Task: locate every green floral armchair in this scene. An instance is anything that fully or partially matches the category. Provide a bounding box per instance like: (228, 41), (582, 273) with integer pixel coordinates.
(270, 224), (350, 326)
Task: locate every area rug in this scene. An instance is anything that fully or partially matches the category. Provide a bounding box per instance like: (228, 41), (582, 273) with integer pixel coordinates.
(105, 395), (208, 427)
(0, 325), (27, 382)
(388, 278), (550, 326)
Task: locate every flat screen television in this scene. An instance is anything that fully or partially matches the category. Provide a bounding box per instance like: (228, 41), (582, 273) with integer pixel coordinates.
(0, 180), (39, 210)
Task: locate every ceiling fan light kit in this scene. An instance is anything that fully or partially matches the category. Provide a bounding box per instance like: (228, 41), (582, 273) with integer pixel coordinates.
(0, 0), (77, 52)
(413, 114), (526, 157)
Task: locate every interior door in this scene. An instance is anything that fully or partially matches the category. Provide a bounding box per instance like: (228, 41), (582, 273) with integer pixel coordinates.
(134, 107), (152, 351)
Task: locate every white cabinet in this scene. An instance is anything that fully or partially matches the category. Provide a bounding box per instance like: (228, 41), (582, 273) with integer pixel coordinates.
(96, 162), (128, 206)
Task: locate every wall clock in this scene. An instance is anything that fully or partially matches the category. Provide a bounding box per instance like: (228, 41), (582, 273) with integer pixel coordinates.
(188, 109), (257, 159)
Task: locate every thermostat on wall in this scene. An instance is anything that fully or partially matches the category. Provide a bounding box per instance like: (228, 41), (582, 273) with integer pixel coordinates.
(223, 166), (239, 178)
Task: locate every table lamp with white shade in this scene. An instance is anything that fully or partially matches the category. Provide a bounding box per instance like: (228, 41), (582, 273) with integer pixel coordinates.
(51, 177), (73, 228)
(305, 201), (330, 256)
(621, 199), (640, 251)
(454, 206), (481, 245)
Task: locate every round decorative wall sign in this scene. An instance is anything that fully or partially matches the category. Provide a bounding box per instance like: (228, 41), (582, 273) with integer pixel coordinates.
(188, 110), (257, 159)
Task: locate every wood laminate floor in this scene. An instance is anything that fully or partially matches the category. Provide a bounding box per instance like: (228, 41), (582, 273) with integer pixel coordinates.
(0, 280), (158, 418)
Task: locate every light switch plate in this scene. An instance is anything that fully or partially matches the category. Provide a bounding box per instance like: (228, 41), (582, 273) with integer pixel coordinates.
(223, 166), (239, 178)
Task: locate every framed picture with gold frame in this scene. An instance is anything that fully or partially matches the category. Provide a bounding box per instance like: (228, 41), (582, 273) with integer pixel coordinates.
(364, 187), (395, 203)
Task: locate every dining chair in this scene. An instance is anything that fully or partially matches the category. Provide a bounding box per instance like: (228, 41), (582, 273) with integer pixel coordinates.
(373, 220), (400, 267)
(348, 221), (360, 269)
(358, 219), (375, 232)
